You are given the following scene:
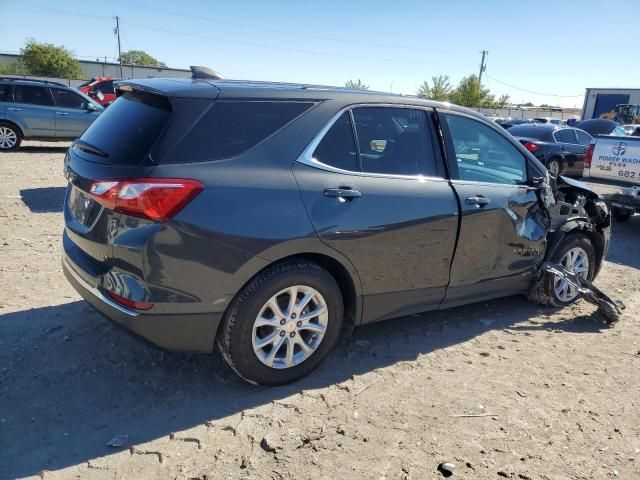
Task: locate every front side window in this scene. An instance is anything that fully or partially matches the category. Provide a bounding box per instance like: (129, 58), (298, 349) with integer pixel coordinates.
(553, 128), (578, 144)
(445, 113), (527, 185)
(13, 85), (54, 106)
(312, 112), (358, 171)
(352, 107), (437, 176)
(576, 129), (592, 146)
(52, 89), (88, 109)
(97, 80), (114, 94)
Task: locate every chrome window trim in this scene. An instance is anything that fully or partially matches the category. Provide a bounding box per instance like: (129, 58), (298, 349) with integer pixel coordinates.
(295, 103), (447, 182)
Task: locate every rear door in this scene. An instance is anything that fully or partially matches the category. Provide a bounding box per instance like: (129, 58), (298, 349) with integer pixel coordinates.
(51, 88), (101, 138)
(293, 106), (459, 323)
(11, 85), (56, 137)
(553, 128), (585, 175)
(0, 83), (10, 118)
(439, 111), (548, 305)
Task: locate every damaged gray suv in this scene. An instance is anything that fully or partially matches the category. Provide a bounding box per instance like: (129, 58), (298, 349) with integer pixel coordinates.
(62, 73), (611, 385)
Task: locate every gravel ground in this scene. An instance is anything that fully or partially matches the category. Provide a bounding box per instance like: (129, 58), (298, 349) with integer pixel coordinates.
(1, 142), (639, 480)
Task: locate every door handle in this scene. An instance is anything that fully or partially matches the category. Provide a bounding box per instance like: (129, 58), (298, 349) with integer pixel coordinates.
(324, 188), (362, 200)
(8, 107), (22, 111)
(56, 112), (69, 116)
(465, 195), (490, 206)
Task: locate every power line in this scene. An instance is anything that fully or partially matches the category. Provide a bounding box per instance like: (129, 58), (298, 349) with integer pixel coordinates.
(107, 0), (434, 53)
(485, 74), (583, 98)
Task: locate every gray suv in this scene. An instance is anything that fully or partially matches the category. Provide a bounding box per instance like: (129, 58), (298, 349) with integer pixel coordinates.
(0, 77), (103, 151)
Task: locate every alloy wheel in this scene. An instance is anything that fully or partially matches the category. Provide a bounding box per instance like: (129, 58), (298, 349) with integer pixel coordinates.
(548, 160), (560, 177)
(0, 127), (17, 149)
(252, 285), (328, 369)
(554, 247), (589, 302)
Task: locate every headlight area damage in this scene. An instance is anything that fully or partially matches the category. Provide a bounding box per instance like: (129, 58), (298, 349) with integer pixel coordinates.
(528, 175), (624, 322)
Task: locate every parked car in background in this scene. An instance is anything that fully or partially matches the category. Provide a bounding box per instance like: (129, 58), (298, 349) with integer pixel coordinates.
(0, 77), (103, 151)
(61, 74), (610, 385)
(581, 134), (640, 222)
(574, 118), (627, 137)
(486, 115), (505, 122)
(78, 77), (119, 106)
(507, 124), (592, 177)
(534, 116), (566, 126)
(496, 117), (539, 130)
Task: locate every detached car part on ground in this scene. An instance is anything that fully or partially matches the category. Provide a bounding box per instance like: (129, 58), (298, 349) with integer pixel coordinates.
(62, 73), (617, 386)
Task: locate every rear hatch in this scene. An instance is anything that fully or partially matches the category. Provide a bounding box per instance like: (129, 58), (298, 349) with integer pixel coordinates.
(63, 81), (217, 277)
(587, 136), (640, 185)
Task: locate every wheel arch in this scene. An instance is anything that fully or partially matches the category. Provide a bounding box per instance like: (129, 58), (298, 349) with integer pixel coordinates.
(0, 119), (24, 138)
(547, 220), (606, 276)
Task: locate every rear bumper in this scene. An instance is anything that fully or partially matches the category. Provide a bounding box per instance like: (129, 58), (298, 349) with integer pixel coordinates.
(62, 253), (221, 353)
(579, 177), (640, 212)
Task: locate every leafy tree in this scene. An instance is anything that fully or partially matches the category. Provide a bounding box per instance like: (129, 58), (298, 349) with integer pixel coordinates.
(497, 94), (510, 109)
(417, 75), (452, 101)
(120, 50), (167, 67)
(344, 79), (369, 90)
(449, 75), (494, 108)
(19, 39), (84, 79)
(522, 102), (534, 107)
(0, 59), (29, 75)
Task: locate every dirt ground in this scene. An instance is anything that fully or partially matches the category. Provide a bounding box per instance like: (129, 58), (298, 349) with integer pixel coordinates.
(1, 142), (639, 480)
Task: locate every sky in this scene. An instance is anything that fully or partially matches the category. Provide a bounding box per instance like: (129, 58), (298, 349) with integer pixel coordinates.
(1, 0), (639, 108)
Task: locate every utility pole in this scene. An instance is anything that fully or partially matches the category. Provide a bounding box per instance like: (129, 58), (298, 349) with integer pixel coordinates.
(478, 50), (488, 85)
(114, 16), (123, 78)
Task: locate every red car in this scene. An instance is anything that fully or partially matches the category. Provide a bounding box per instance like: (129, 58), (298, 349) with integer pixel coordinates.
(78, 77), (118, 106)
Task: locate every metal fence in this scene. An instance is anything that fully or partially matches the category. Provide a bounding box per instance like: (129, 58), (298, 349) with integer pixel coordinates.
(472, 107), (581, 121)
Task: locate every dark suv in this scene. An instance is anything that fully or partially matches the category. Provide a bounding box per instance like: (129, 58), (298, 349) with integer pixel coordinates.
(62, 76), (611, 385)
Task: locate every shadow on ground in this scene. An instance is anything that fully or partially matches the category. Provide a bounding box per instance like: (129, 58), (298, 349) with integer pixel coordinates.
(606, 215), (640, 270)
(20, 187), (66, 213)
(0, 296), (612, 478)
(18, 146), (70, 153)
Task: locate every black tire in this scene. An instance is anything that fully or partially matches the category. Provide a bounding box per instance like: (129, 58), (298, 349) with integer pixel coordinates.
(528, 233), (596, 308)
(0, 122), (22, 151)
(612, 208), (632, 223)
(217, 259), (343, 386)
(547, 157), (562, 178)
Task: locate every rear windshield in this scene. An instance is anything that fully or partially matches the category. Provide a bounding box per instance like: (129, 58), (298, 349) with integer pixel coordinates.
(77, 91), (171, 164)
(159, 100), (314, 164)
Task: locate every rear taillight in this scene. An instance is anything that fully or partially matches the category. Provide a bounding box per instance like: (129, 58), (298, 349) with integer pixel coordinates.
(522, 141), (539, 153)
(106, 291), (153, 310)
(584, 143), (595, 168)
(88, 178), (204, 221)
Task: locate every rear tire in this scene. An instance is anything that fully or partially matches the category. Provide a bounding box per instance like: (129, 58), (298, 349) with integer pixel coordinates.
(0, 123), (22, 151)
(612, 208), (632, 223)
(528, 233), (596, 308)
(217, 259), (343, 386)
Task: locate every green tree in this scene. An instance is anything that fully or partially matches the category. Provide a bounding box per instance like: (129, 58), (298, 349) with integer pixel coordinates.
(497, 94), (510, 109)
(344, 79), (369, 90)
(449, 75), (494, 108)
(0, 59), (29, 75)
(19, 39), (84, 79)
(120, 50), (167, 67)
(417, 75), (452, 101)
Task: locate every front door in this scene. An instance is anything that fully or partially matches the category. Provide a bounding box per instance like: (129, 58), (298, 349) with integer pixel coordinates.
(553, 128), (586, 175)
(293, 107), (459, 323)
(439, 111), (549, 305)
(51, 88), (100, 138)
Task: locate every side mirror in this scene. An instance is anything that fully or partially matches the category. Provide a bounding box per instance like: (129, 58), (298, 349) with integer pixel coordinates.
(86, 102), (99, 112)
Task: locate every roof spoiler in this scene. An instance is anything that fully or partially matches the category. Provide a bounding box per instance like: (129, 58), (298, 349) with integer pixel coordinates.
(190, 66), (225, 80)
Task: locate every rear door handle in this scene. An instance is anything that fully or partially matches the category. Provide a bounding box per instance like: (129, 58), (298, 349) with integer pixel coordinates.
(56, 112), (69, 116)
(465, 195), (490, 206)
(323, 188), (362, 200)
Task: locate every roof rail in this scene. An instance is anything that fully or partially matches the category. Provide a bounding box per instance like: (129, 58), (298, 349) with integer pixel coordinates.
(190, 66), (225, 80)
(0, 77), (68, 87)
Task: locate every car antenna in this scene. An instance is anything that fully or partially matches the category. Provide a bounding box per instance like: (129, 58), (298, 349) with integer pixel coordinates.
(190, 66), (225, 80)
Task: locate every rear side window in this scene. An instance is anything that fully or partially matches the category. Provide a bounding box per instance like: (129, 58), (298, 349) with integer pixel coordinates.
(0, 84), (11, 102)
(312, 112), (358, 171)
(352, 107), (437, 176)
(553, 128), (577, 144)
(171, 101), (314, 163)
(576, 129), (592, 146)
(77, 91), (171, 164)
(13, 85), (54, 106)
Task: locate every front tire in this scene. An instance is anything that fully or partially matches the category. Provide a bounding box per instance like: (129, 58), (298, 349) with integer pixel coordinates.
(217, 259), (343, 386)
(0, 123), (22, 151)
(528, 233), (596, 308)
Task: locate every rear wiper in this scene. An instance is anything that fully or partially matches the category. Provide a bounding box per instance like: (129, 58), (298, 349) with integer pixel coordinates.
(73, 140), (109, 158)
